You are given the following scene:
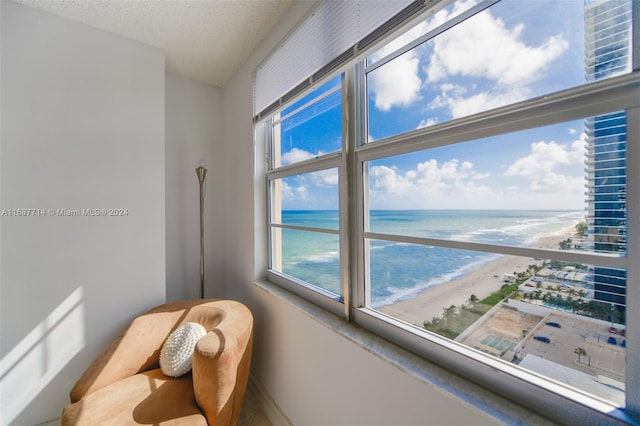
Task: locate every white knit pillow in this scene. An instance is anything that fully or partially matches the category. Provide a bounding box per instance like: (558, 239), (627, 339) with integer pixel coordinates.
(160, 322), (207, 377)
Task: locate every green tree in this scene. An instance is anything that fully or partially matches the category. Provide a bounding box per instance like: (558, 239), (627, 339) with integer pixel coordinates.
(467, 294), (479, 310)
(574, 347), (587, 364)
(443, 305), (457, 329)
(424, 316), (441, 331)
(559, 238), (573, 250)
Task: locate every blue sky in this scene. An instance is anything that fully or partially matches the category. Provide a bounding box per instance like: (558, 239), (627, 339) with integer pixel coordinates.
(276, 0), (619, 211)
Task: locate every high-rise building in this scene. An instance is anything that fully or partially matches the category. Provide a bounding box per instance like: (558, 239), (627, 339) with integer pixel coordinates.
(584, 0), (632, 310)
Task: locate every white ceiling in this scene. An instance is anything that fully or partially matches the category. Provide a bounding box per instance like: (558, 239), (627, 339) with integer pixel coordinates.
(15, 0), (295, 87)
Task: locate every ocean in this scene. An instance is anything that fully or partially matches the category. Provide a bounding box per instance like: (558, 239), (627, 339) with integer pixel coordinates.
(278, 210), (583, 307)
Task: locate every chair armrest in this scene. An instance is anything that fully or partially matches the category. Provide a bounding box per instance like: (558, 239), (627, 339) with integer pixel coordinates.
(192, 301), (253, 426)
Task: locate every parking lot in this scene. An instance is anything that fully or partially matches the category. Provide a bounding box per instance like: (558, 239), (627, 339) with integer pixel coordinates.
(459, 305), (625, 382)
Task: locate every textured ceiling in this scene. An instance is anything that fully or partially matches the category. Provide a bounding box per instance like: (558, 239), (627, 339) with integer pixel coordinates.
(15, 0), (294, 87)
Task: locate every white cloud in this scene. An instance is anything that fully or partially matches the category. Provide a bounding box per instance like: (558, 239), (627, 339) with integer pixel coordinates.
(425, 11), (568, 86)
(367, 0), (569, 122)
(280, 181), (308, 202)
(281, 147), (318, 165)
(366, 0), (478, 113)
(430, 85), (529, 119)
(422, 3), (568, 118)
(367, 135), (586, 209)
(417, 117), (439, 129)
(368, 20), (432, 112)
(369, 158), (491, 208)
(278, 148), (339, 205)
(310, 169), (339, 187)
(369, 53), (422, 112)
(504, 135), (586, 193)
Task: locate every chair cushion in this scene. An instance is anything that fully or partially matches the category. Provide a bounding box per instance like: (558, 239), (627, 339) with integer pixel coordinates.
(60, 368), (206, 425)
(160, 322), (207, 377)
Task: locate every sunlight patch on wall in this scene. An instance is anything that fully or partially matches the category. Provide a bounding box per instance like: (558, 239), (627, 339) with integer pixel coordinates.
(0, 287), (85, 424)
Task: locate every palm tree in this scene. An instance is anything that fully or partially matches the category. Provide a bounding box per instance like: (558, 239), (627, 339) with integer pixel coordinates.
(574, 347), (587, 364)
(566, 296), (574, 312)
(467, 294), (479, 310)
(443, 305), (456, 330)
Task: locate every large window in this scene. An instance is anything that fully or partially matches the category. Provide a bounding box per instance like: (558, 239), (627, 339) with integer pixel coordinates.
(266, 76), (346, 313)
(260, 0), (639, 422)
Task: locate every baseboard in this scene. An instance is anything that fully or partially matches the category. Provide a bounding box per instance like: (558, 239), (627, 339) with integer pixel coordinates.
(246, 373), (292, 426)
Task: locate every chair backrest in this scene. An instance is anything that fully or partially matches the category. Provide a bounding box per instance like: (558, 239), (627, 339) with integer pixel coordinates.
(69, 298), (254, 425)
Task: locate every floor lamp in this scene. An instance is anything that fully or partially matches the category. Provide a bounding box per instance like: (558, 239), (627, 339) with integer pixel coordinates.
(196, 159), (207, 299)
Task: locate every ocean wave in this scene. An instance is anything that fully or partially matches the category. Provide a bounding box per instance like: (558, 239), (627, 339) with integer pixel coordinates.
(450, 212), (583, 246)
(371, 253), (499, 308)
(305, 251), (339, 263)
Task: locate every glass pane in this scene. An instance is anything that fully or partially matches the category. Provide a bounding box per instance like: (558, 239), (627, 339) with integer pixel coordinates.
(371, 245), (627, 406)
(364, 102), (629, 406)
(365, 114), (627, 256)
(366, 0), (632, 141)
(271, 228), (340, 296)
(366, 0), (477, 68)
(280, 210), (339, 231)
(273, 76), (342, 167)
(270, 168), (339, 219)
(269, 170), (340, 296)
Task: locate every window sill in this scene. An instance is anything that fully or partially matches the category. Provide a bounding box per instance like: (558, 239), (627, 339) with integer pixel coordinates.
(254, 279), (580, 425)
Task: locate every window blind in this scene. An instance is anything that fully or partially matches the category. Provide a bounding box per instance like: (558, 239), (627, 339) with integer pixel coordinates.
(254, 0), (443, 122)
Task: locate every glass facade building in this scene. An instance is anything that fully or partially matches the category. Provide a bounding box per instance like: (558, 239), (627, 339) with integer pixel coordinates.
(584, 0), (632, 308)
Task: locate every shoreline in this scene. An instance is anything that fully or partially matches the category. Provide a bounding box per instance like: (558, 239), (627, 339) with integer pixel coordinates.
(377, 225), (577, 327)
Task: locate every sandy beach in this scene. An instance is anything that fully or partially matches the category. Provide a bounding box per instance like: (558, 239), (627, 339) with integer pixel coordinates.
(377, 225), (577, 327)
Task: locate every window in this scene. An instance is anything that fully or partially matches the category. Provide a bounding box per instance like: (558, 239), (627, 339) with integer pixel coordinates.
(258, 0), (639, 422)
(266, 76), (346, 315)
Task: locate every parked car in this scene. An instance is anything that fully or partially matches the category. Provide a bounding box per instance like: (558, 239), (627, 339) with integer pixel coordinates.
(534, 336), (551, 343)
(545, 321), (561, 328)
(607, 336), (617, 345)
(622, 340), (626, 348)
(608, 327), (618, 334)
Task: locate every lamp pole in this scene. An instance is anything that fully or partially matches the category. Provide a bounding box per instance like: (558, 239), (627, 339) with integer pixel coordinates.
(196, 159), (207, 299)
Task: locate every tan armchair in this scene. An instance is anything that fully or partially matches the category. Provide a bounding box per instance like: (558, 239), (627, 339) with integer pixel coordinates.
(61, 299), (253, 425)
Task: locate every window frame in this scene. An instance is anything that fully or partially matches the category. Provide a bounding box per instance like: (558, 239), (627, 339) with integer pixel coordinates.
(351, 72), (640, 424)
(260, 0), (640, 422)
(265, 76), (349, 318)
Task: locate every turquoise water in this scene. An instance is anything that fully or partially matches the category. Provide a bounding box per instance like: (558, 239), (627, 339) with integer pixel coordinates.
(279, 210), (583, 307)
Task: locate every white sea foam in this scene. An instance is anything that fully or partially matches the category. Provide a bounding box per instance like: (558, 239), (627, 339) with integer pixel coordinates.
(371, 254), (499, 308)
(305, 251), (339, 263)
(282, 210), (584, 309)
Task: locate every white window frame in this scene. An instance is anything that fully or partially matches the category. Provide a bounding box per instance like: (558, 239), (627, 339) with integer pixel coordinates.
(259, 0), (640, 423)
(352, 71), (640, 424)
(265, 77), (349, 318)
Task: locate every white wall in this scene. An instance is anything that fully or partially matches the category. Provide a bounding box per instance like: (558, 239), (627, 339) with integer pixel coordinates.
(220, 2), (511, 425)
(0, 3), (166, 424)
(165, 74), (224, 301)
